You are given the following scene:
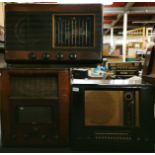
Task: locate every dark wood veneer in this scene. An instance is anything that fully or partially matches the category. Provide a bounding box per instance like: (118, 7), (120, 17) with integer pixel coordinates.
(6, 3), (102, 12)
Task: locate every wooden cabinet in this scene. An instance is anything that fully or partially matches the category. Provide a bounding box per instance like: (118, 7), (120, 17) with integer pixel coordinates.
(1, 68), (70, 146)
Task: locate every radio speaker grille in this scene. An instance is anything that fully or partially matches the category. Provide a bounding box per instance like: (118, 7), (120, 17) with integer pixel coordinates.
(85, 91), (124, 126)
(6, 12), (52, 50)
(11, 76), (58, 97)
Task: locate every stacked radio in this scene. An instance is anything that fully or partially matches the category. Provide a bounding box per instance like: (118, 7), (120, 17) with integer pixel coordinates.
(5, 3), (103, 64)
(108, 62), (142, 79)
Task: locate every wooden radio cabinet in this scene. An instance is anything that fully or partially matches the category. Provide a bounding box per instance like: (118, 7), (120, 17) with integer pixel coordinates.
(0, 68), (70, 146)
(5, 3), (103, 64)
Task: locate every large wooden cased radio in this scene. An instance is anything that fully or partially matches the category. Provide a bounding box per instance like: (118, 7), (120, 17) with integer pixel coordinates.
(5, 3), (103, 65)
(0, 68), (70, 146)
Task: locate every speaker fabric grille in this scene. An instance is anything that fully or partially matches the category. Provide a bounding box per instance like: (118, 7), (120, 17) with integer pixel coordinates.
(11, 76), (58, 97)
(6, 12), (52, 50)
(85, 91), (124, 126)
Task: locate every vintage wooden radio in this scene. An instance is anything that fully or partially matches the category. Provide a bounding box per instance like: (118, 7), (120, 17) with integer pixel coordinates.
(71, 79), (154, 152)
(108, 62), (142, 79)
(5, 3), (103, 65)
(0, 68), (70, 146)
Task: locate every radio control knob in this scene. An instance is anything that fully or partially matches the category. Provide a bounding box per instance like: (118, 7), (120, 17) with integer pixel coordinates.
(69, 53), (77, 60)
(28, 52), (37, 60)
(33, 127), (39, 132)
(12, 134), (17, 139)
(56, 53), (64, 60)
(41, 134), (47, 139)
(125, 92), (133, 101)
(54, 135), (59, 139)
(43, 53), (51, 60)
(24, 134), (29, 139)
(87, 136), (91, 139)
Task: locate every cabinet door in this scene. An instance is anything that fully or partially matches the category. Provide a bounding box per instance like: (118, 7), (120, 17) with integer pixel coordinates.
(1, 69), (70, 146)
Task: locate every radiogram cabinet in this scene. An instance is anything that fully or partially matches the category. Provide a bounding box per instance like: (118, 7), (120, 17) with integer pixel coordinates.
(0, 68), (70, 146)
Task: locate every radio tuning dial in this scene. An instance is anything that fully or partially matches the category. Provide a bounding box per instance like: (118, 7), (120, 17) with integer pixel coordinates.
(56, 53), (64, 60)
(28, 52), (37, 60)
(69, 53), (77, 60)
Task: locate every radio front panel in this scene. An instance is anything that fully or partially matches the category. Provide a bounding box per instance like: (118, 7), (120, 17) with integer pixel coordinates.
(71, 81), (154, 149)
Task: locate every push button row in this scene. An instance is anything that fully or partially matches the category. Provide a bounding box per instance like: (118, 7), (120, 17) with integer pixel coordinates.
(95, 136), (132, 141)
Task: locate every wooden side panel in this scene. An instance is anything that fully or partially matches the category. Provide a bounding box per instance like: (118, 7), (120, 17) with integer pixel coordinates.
(1, 69), (11, 145)
(58, 70), (70, 144)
